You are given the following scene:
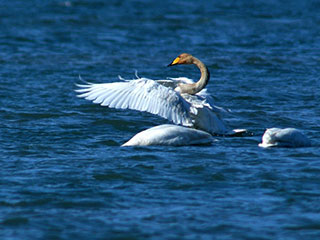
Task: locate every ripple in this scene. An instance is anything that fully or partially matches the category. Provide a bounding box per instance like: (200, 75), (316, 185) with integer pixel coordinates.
(126, 154), (161, 161)
(2, 217), (29, 226)
(285, 223), (320, 230)
(93, 172), (126, 181)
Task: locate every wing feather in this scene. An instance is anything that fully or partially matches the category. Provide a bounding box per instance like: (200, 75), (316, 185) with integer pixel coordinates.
(76, 78), (192, 126)
(113, 90), (130, 109)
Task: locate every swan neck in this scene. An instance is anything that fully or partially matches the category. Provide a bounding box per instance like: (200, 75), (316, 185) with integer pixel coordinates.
(178, 57), (210, 95)
(193, 57), (210, 93)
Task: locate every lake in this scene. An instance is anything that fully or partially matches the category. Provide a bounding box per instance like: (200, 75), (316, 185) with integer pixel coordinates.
(1, 0), (320, 239)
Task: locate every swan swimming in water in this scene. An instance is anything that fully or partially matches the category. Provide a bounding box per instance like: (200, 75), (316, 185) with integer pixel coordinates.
(259, 128), (311, 148)
(122, 124), (213, 146)
(76, 53), (246, 146)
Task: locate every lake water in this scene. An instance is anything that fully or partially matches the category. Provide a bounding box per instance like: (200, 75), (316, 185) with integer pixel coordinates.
(1, 0), (320, 239)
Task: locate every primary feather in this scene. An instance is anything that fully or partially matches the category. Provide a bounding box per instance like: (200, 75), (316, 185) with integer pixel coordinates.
(76, 78), (193, 126)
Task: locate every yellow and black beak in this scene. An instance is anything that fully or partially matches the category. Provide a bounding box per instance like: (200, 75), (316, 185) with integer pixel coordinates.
(167, 57), (180, 67)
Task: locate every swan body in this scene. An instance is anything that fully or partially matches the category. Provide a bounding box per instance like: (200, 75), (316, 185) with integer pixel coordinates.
(76, 76), (234, 135)
(259, 128), (311, 148)
(122, 124), (213, 146)
(76, 53), (240, 136)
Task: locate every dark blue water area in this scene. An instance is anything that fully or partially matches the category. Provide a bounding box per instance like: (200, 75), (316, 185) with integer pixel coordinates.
(1, 0), (320, 239)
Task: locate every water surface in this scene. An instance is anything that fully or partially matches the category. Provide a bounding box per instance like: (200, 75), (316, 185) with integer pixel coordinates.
(1, 0), (320, 239)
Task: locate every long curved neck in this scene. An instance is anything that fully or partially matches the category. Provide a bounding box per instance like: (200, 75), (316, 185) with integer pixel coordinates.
(178, 57), (210, 95)
(193, 57), (210, 93)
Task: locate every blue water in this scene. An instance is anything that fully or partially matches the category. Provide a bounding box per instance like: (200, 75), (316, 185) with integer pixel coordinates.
(1, 0), (320, 239)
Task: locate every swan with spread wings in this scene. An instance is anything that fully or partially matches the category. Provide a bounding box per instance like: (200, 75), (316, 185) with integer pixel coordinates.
(76, 53), (245, 146)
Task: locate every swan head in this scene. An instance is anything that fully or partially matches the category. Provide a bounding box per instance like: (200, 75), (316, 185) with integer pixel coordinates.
(167, 53), (194, 67)
(168, 53), (209, 95)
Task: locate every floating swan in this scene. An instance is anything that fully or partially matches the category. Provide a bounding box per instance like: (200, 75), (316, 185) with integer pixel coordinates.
(259, 128), (311, 148)
(122, 124), (213, 146)
(76, 53), (245, 139)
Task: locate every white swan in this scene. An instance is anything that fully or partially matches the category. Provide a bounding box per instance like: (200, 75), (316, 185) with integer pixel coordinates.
(122, 124), (213, 146)
(76, 53), (245, 138)
(259, 128), (311, 148)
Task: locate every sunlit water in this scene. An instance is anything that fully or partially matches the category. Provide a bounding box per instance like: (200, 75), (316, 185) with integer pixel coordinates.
(1, 1), (320, 239)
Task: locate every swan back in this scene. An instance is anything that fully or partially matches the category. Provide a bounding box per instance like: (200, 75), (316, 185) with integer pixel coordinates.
(122, 124), (213, 146)
(259, 128), (311, 148)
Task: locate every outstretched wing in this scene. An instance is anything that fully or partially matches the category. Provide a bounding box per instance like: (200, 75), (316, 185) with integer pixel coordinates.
(76, 78), (193, 126)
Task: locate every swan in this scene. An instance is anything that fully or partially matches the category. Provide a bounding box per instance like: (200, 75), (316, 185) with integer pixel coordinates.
(122, 124), (213, 146)
(259, 128), (311, 148)
(76, 53), (245, 138)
